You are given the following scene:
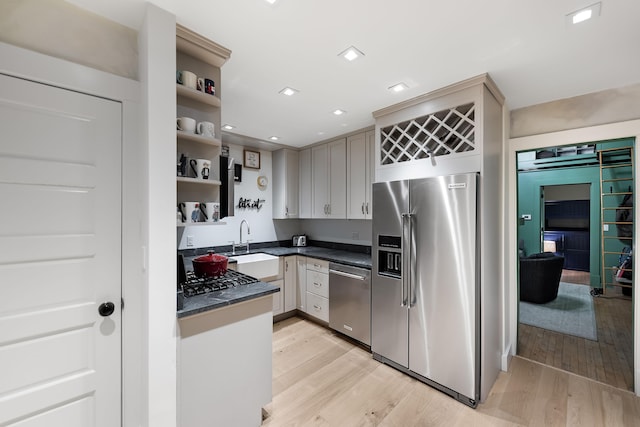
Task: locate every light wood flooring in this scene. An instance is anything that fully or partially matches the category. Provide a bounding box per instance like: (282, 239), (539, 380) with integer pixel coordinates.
(264, 317), (640, 426)
(518, 270), (634, 391)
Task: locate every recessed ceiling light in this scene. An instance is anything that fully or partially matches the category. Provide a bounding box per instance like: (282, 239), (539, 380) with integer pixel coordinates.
(338, 46), (364, 62)
(222, 124), (235, 130)
(265, 0), (277, 4)
(269, 136), (279, 141)
(333, 109), (346, 116)
(279, 87), (299, 96)
(388, 82), (409, 93)
(566, 2), (601, 25)
(573, 9), (592, 23)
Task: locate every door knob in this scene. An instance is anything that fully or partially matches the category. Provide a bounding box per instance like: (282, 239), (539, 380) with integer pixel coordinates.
(98, 301), (115, 317)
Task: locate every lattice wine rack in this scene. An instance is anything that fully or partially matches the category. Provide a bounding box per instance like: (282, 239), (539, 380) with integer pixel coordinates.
(380, 102), (476, 165)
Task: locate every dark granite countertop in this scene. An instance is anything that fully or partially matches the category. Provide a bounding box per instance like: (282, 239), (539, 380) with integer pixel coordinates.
(177, 281), (279, 318)
(252, 246), (372, 269)
(181, 240), (372, 270)
(177, 241), (371, 318)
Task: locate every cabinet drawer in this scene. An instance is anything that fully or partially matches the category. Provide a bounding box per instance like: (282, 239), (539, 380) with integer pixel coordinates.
(306, 258), (329, 274)
(306, 270), (329, 298)
(306, 292), (329, 322)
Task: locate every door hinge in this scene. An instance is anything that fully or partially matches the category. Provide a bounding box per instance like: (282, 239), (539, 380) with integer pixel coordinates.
(121, 298), (125, 310)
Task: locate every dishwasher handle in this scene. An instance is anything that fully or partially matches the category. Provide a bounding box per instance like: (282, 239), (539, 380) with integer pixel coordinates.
(329, 269), (366, 281)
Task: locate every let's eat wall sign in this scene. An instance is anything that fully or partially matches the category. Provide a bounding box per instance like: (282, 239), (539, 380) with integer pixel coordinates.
(237, 197), (265, 211)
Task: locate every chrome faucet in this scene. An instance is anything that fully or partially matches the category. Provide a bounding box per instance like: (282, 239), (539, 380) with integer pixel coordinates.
(239, 219), (251, 246)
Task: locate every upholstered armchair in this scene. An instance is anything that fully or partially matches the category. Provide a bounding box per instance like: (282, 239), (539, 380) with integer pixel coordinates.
(519, 252), (565, 304)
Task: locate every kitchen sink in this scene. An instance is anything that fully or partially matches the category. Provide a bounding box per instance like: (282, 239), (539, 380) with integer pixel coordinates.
(229, 253), (279, 280)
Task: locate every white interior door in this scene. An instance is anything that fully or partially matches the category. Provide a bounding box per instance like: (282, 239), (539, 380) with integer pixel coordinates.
(0, 73), (122, 426)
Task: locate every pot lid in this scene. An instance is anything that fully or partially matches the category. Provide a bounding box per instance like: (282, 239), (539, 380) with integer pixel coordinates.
(193, 251), (227, 263)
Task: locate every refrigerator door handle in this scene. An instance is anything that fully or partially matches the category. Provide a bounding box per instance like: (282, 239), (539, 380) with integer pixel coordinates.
(408, 213), (416, 307)
(401, 213), (410, 307)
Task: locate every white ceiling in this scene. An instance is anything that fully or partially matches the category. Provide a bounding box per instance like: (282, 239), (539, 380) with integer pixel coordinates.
(68, 0), (640, 149)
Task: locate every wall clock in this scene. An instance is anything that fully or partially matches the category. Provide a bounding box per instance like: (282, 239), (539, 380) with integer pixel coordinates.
(257, 175), (268, 190)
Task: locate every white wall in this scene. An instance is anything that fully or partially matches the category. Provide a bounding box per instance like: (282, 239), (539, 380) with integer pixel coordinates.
(507, 86), (640, 395)
(299, 219), (372, 246)
(507, 120), (640, 396)
(511, 83), (640, 138)
(0, 0), (138, 80)
(139, 4), (177, 426)
(177, 144), (300, 249)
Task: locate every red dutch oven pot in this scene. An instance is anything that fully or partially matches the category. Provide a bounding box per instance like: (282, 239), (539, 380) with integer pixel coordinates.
(192, 251), (228, 278)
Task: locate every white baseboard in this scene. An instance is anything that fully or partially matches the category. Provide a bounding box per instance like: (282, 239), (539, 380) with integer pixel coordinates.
(501, 345), (512, 371)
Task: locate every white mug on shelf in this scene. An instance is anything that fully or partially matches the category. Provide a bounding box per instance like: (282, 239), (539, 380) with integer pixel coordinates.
(189, 158), (211, 180)
(177, 70), (197, 89)
(177, 117), (196, 133)
(179, 202), (200, 223)
(200, 202), (220, 222)
(197, 121), (215, 138)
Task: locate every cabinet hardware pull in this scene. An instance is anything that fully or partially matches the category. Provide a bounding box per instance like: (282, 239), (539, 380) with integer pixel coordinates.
(361, 203), (365, 214)
(314, 282), (321, 287)
(366, 202), (369, 214)
(314, 305), (321, 311)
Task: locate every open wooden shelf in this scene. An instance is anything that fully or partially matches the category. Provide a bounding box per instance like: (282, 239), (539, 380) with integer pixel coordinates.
(177, 221), (227, 228)
(177, 177), (221, 186)
(177, 130), (221, 147)
(176, 84), (221, 108)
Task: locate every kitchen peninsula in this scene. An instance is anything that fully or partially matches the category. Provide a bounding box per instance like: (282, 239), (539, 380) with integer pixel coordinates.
(177, 269), (279, 426)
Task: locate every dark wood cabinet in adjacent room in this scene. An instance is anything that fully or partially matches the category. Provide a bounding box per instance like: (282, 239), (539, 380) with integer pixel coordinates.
(543, 230), (590, 271)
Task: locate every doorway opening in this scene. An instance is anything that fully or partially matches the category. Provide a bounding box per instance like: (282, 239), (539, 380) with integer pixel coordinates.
(516, 138), (634, 391)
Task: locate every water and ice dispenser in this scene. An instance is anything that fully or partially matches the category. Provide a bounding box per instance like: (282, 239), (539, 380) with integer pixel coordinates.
(377, 235), (402, 278)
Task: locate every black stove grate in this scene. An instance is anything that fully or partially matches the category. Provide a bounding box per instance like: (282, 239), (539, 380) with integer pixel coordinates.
(180, 269), (259, 297)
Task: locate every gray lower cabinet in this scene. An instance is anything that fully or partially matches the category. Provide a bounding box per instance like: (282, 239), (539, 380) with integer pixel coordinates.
(305, 258), (329, 322)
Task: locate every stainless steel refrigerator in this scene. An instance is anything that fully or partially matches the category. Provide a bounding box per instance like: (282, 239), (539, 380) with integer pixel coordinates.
(371, 173), (479, 407)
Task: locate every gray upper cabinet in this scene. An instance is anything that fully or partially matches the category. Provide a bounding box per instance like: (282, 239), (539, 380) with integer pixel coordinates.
(272, 149), (299, 219)
(312, 138), (346, 218)
(346, 130), (374, 219)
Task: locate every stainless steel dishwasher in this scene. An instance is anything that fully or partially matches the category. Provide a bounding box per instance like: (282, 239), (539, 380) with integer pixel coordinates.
(329, 262), (371, 346)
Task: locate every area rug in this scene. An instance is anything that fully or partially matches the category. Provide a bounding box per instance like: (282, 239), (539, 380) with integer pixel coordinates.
(519, 282), (598, 341)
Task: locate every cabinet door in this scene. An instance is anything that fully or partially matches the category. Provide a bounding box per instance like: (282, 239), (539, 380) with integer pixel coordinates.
(347, 132), (367, 219)
(312, 144), (329, 218)
(272, 149), (287, 219)
(328, 138), (346, 218)
(271, 279), (284, 316)
(299, 149), (312, 218)
(272, 149), (299, 219)
(283, 256), (297, 312)
(296, 256), (307, 311)
(365, 130), (374, 219)
(285, 150), (299, 218)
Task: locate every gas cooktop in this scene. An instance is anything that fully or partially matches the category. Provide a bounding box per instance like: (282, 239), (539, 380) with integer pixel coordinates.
(180, 269), (259, 297)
